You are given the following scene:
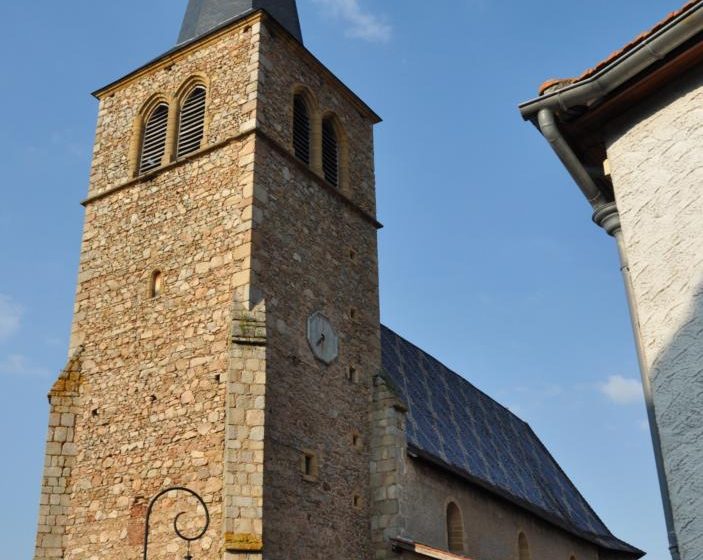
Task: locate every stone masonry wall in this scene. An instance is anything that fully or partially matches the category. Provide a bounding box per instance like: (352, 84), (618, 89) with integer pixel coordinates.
(255, 17), (378, 217)
(250, 137), (380, 559)
(35, 19), (263, 560)
(607, 67), (703, 560)
(250, 18), (381, 558)
(87, 19), (259, 198)
(401, 459), (599, 560)
(36, 9), (384, 559)
(370, 374), (600, 560)
(34, 349), (83, 559)
(370, 375), (409, 560)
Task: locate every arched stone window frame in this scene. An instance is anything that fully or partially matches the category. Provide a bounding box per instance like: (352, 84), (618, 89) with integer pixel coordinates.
(129, 93), (177, 177)
(518, 531), (532, 560)
(319, 110), (348, 191)
(150, 270), (164, 298)
(445, 499), (465, 554)
(140, 264), (167, 301)
(175, 74), (210, 159)
(291, 85), (321, 172)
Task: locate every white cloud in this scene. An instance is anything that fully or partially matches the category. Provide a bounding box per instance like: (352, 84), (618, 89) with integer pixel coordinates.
(599, 375), (643, 405)
(0, 354), (50, 377)
(312, 0), (392, 42)
(0, 294), (22, 340)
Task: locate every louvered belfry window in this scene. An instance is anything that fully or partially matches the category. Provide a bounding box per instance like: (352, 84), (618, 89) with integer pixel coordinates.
(177, 86), (207, 158)
(139, 103), (169, 175)
(322, 117), (339, 187)
(293, 94), (310, 164)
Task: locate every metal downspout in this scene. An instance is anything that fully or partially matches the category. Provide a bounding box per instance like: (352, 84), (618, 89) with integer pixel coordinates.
(592, 205), (680, 560)
(537, 108), (680, 560)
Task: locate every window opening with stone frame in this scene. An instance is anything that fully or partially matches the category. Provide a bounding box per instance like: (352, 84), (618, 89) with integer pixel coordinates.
(177, 86), (207, 158)
(293, 93), (311, 165)
(139, 103), (170, 175)
(150, 270), (163, 298)
(446, 502), (464, 554)
(518, 532), (531, 560)
(321, 115), (340, 187)
(302, 451), (318, 481)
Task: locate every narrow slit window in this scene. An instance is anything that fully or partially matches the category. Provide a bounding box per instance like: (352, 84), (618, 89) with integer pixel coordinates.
(302, 451), (318, 481)
(177, 86), (207, 158)
(518, 532), (531, 560)
(322, 117), (339, 187)
(139, 103), (169, 175)
(150, 270), (163, 298)
(447, 502), (464, 553)
(293, 94), (311, 165)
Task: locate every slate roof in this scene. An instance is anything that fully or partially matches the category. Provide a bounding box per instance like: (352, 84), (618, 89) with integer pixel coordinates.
(178, 0), (302, 45)
(380, 325), (643, 557)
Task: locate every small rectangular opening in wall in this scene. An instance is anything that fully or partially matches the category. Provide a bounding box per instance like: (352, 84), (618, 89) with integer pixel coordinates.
(353, 494), (362, 509)
(302, 451), (318, 482)
(347, 366), (359, 384)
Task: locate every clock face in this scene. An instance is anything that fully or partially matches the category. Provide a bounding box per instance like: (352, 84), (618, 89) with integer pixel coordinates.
(307, 312), (339, 365)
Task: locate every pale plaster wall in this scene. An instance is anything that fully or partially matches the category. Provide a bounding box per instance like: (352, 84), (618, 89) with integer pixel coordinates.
(607, 66), (703, 560)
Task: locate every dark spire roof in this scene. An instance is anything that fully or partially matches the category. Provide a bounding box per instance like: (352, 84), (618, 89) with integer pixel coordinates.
(178, 0), (303, 45)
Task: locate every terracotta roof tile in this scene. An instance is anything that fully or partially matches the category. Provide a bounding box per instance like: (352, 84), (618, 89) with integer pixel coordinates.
(539, 0), (702, 95)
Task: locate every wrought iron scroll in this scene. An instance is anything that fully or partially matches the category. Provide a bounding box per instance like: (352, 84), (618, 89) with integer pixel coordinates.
(143, 486), (210, 560)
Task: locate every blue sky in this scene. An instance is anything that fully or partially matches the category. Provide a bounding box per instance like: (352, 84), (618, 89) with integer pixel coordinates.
(0, 0), (684, 557)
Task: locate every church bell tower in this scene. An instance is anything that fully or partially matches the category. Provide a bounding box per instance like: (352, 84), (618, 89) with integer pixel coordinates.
(33, 1), (382, 558)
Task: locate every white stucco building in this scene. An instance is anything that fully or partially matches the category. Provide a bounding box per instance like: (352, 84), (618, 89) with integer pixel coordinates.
(521, 2), (703, 559)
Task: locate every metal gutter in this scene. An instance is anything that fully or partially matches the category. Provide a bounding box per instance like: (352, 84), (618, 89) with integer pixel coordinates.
(536, 109), (608, 209)
(519, 1), (703, 123)
(517, 5), (703, 560)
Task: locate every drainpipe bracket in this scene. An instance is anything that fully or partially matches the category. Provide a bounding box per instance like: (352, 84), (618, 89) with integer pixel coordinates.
(592, 202), (621, 237)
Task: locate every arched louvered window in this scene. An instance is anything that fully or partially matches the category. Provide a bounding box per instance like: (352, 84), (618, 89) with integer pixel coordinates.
(519, 532), (531, 560)
(322, 116), (339, 187)
(139, 103), (169, 175)
(177, 86), (207, 158)
(446, 502), (464, 554)
(293, 94), (311, 165)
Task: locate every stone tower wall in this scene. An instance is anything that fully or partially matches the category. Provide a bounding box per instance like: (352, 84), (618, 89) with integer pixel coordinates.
(247, 19), (381, 559)
(35, 10), (382, 560)
(606, 67), (703, 560)
(35, 19), (263, 560)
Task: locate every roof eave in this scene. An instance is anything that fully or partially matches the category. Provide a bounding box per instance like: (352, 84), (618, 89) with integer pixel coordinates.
(91, 10), (382, 124)
(91, 9), (263, 99)
(519, 0), (703, 125)
(407, 445), (644, 558)
(391, 537), (476, 560)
